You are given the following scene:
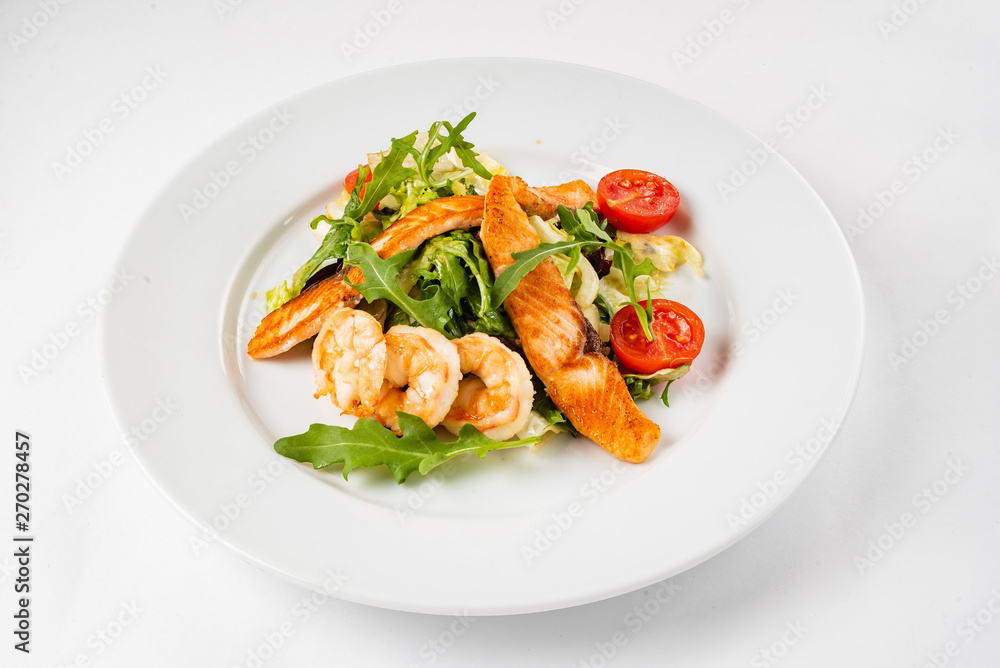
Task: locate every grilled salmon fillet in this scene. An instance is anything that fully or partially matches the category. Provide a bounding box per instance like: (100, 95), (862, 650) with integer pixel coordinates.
(511, 176), (598, 219)
(247, 196), (485, 359)
(481, 176), (660, 463)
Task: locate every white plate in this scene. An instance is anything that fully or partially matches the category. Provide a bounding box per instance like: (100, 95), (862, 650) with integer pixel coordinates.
(99, 58), (863, 615)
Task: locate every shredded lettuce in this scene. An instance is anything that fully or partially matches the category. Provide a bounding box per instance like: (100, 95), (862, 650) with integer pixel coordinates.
(527, 215), (571, 244)
(550, 252), (600, 309)
(515, 411), (568, 453)
(381, 180), (441, 224)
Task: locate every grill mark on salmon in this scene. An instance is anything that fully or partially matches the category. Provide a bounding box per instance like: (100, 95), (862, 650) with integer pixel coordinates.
(481, 176), (660, 463)
(247, 196), (485, 359)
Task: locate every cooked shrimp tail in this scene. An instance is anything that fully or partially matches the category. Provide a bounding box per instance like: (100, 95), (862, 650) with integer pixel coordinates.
(442, 333), (535, 441)
(312, 308), (386, 417)
(374, 326), (462, 434)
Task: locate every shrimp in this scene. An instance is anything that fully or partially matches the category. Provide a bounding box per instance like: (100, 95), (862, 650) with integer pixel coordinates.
(442, 333), (535, 441)
(312, 308), (386, 417)
(247, 196), (485, 359)
(374, 326), (461, 434)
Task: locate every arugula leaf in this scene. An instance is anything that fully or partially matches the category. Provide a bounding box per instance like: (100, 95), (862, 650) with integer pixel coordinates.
(344, 242), (456, 334)
(265, 144), (416, 312)
(593, 293), (613, 324)
(658, 363), (690, 406)
(265, 115), (495, 312)
(265, 215), (354, 312)
(392, 113), (492, 189)
(557, 203), (610, 246)
(556, 203), (609, 276)
(411, 231), (515, 338)
(274, 412), (539, 483)
(443, 114), (494, 180)
(612, 242), (659, 341)
(661, 377), (679, 407)
(489, 239), (595, 309)
(348, 132), (418, 220)
(489, 206), (661, 342)
(488, 234), (658, 343)
(553, 204), (660, 340)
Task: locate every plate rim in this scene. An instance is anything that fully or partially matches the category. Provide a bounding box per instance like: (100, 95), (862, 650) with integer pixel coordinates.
(98, 56), (866, 615)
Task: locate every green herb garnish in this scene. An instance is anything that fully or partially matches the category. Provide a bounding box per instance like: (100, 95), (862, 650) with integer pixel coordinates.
(275, 412), (539, 483)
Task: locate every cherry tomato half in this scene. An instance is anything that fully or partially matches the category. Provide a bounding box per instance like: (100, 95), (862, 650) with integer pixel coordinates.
(610, 299), (705, 374)
(344, 166), (373, 197)
(597, 169), (680, 234)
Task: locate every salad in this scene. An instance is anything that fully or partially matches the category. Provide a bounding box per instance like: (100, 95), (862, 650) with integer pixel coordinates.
(247, 113), (706, 482)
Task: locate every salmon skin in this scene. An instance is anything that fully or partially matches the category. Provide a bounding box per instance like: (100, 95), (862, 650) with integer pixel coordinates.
(480, 176), (660, 463)
(247, 196), (485, 359)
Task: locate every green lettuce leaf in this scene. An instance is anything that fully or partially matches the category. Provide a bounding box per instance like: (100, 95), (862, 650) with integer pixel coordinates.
(274, 412), (539, 483)
(621, 363), (691, 406)
(344, 242), (455, 335)
(265, 115), (496, 313)
(531, 393), (578, 437)
(265, 215), (354, 312)
(410, 231), (515, 338)
(381, 180), (441, 224)
(623, 375), (656, 402)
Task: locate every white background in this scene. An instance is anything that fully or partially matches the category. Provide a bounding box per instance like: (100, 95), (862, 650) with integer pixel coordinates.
(2, 0), (998, 666)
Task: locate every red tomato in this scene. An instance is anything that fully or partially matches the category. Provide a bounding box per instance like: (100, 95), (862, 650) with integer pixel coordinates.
(597, 169), (680, 233)
(610, 299), (704, 374)
(344, 166), (373, 196)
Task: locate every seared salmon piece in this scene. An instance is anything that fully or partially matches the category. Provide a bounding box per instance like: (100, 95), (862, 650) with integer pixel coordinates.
(247, 196), (485, 359)
(510, 176), (598, 219)
(480, 176), (660, 462)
